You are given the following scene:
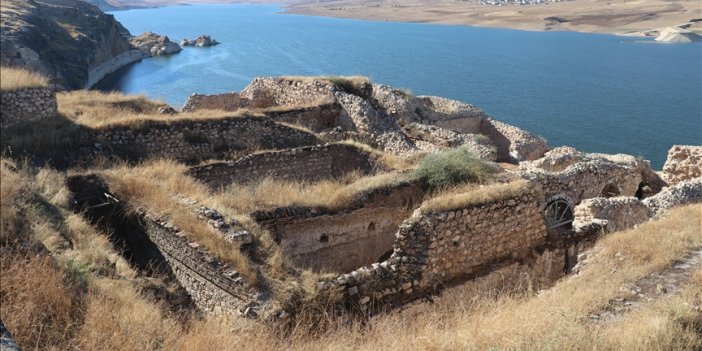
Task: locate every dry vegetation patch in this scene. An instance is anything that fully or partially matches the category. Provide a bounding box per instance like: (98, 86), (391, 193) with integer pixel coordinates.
(56, 90), (262, 129)
(422, 179), (528, 212)
(1, 152), (700, 350)
(0, 66), (48, 91)
(218, 171), (411, 213)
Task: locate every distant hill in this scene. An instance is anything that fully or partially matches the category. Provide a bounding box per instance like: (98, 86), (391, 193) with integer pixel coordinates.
(0, 0), (145, 89)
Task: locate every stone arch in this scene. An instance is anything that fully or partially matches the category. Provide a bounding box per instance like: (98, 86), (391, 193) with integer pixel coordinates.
(600, 183), (621, 198)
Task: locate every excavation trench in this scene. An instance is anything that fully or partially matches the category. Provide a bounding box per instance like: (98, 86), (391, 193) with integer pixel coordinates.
(67, 175), (195, 312)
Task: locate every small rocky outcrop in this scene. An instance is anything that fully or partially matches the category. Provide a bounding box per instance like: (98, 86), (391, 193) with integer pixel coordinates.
(181, 35), (220, 47)
(662, 145), (702, 185)
(129, 32), (182, 56)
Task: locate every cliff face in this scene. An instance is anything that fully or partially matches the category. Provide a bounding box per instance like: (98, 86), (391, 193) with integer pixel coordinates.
(0, 0), (145, 89)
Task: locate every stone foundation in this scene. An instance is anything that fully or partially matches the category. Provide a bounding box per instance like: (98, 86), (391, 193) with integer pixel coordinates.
(662, 145), (702, 185)
(1, 87), (56, 129)
(190, 143), (381, 188)
(255, 182), (424, 273)
(76, 116), (320, 165)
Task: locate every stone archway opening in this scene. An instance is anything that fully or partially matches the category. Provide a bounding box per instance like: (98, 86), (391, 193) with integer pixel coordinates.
(601, 183), (621, 198)
(544, 198), (574, 240)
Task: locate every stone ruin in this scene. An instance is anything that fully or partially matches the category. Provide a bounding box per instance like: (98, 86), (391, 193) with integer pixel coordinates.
(0, 86), (57, 129)
(180, 77), (548, 162)
(56, 77), (701, 321)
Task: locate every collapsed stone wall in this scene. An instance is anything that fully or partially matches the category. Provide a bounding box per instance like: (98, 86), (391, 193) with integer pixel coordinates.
(643, 178), (702, 216)
(241, 77), (337, 108)
(320, 185), (548, 311)
(265, 102), (342, 133)
(574, 197), (651, 233)
(0, 87), (56, 129)
(573, 178), (702, 233)
(254, 182), (424, 273)
(190, 143), (382, 189)
(137, 211), (256, 315)
(182, 92), (247, 112)
(479, 118), (549, 162)
(406, 122), (497, 160)
(519, 156), (643, 206)
(76, 116), (319, 165)
(662, 145), (702, 185)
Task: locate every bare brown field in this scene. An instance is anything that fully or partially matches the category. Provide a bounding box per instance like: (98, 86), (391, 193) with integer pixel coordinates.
(101, 0), (701, 35)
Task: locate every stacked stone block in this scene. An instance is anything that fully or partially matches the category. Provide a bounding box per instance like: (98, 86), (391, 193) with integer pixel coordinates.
(1, 87), (56, 129)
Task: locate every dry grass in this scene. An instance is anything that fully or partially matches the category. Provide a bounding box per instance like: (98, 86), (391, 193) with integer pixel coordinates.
(339, 139), (416, 171)
(2, 148), (700, 350)
(0, 66), (49, 91)
(76, 278), (182, 351)
(0, 254), (83, 350)
(217, 171), (410, 214)
(0, 159), (29, 242)
(101, 160), (260, 284)
(56, 90), (262, 129)
(421, 179), (528, 212)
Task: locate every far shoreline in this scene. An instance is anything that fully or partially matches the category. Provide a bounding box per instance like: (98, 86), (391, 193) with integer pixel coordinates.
(105, 0), (702, 38)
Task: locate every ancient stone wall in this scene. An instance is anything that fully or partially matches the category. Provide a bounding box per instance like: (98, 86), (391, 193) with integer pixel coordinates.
(181, 92), (246, 112)
(241, 77), (336, 108)
(519, 158), (642, 206)
(662, 145), (702, 185)
(320, 185), (548, 311)
(643, 178), (702, 216)
(0, 87), (56, 129)
(190, 143), (381, 189)
(255, 182), (424, 273)
(265, 102), (342, 132)
(573, 197), (651, 233)
(138, 211), (255, 316)
(479, 118), (548, 162)
(77, 116), (319, 164)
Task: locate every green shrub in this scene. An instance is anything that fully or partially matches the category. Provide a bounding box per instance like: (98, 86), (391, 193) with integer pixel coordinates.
(412, 147), (497, 190)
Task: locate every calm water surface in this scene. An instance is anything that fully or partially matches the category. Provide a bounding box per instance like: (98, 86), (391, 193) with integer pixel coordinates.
(99, 4), (702, 168)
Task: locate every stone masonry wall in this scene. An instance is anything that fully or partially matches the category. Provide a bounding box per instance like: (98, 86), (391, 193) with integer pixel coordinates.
(76, 116), (319, 165)
(662, 145), (702, 185)
(320, 185), (547, 312)
(479, 118), (548, 162)
(265, 102), (342, 132)
(1, 87), (56, 129)
(138, 211), (255, 316)
(519, 159), (642, 207)
(417, 186), (546, 284)
(182, 92), (247, 112)
(256, 183), (424, 273)
(190, 144), (381, 189)
(573, 197), (652, 233)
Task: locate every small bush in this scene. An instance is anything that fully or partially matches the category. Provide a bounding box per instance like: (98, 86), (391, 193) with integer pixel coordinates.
(412, 147), (497, 190)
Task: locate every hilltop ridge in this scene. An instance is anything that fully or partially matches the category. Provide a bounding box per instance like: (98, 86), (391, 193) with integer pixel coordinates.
(0, 0), (145, 89)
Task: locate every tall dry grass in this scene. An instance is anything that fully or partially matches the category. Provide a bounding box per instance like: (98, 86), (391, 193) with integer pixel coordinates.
(56, 90), (260, 129)
(102, 160), (260, 284)
(421, 179), (528, 212)
(2, 151), (700, 350)
(0, 66), (49, 91)
(217, 171), (410, 213)
(0, 254), (83, 350)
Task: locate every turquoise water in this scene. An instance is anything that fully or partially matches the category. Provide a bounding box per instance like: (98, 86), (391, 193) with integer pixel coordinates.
(99, 4), (702, 168)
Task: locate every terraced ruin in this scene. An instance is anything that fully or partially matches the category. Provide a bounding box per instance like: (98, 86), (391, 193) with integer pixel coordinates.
(1, 75), (700, 348)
